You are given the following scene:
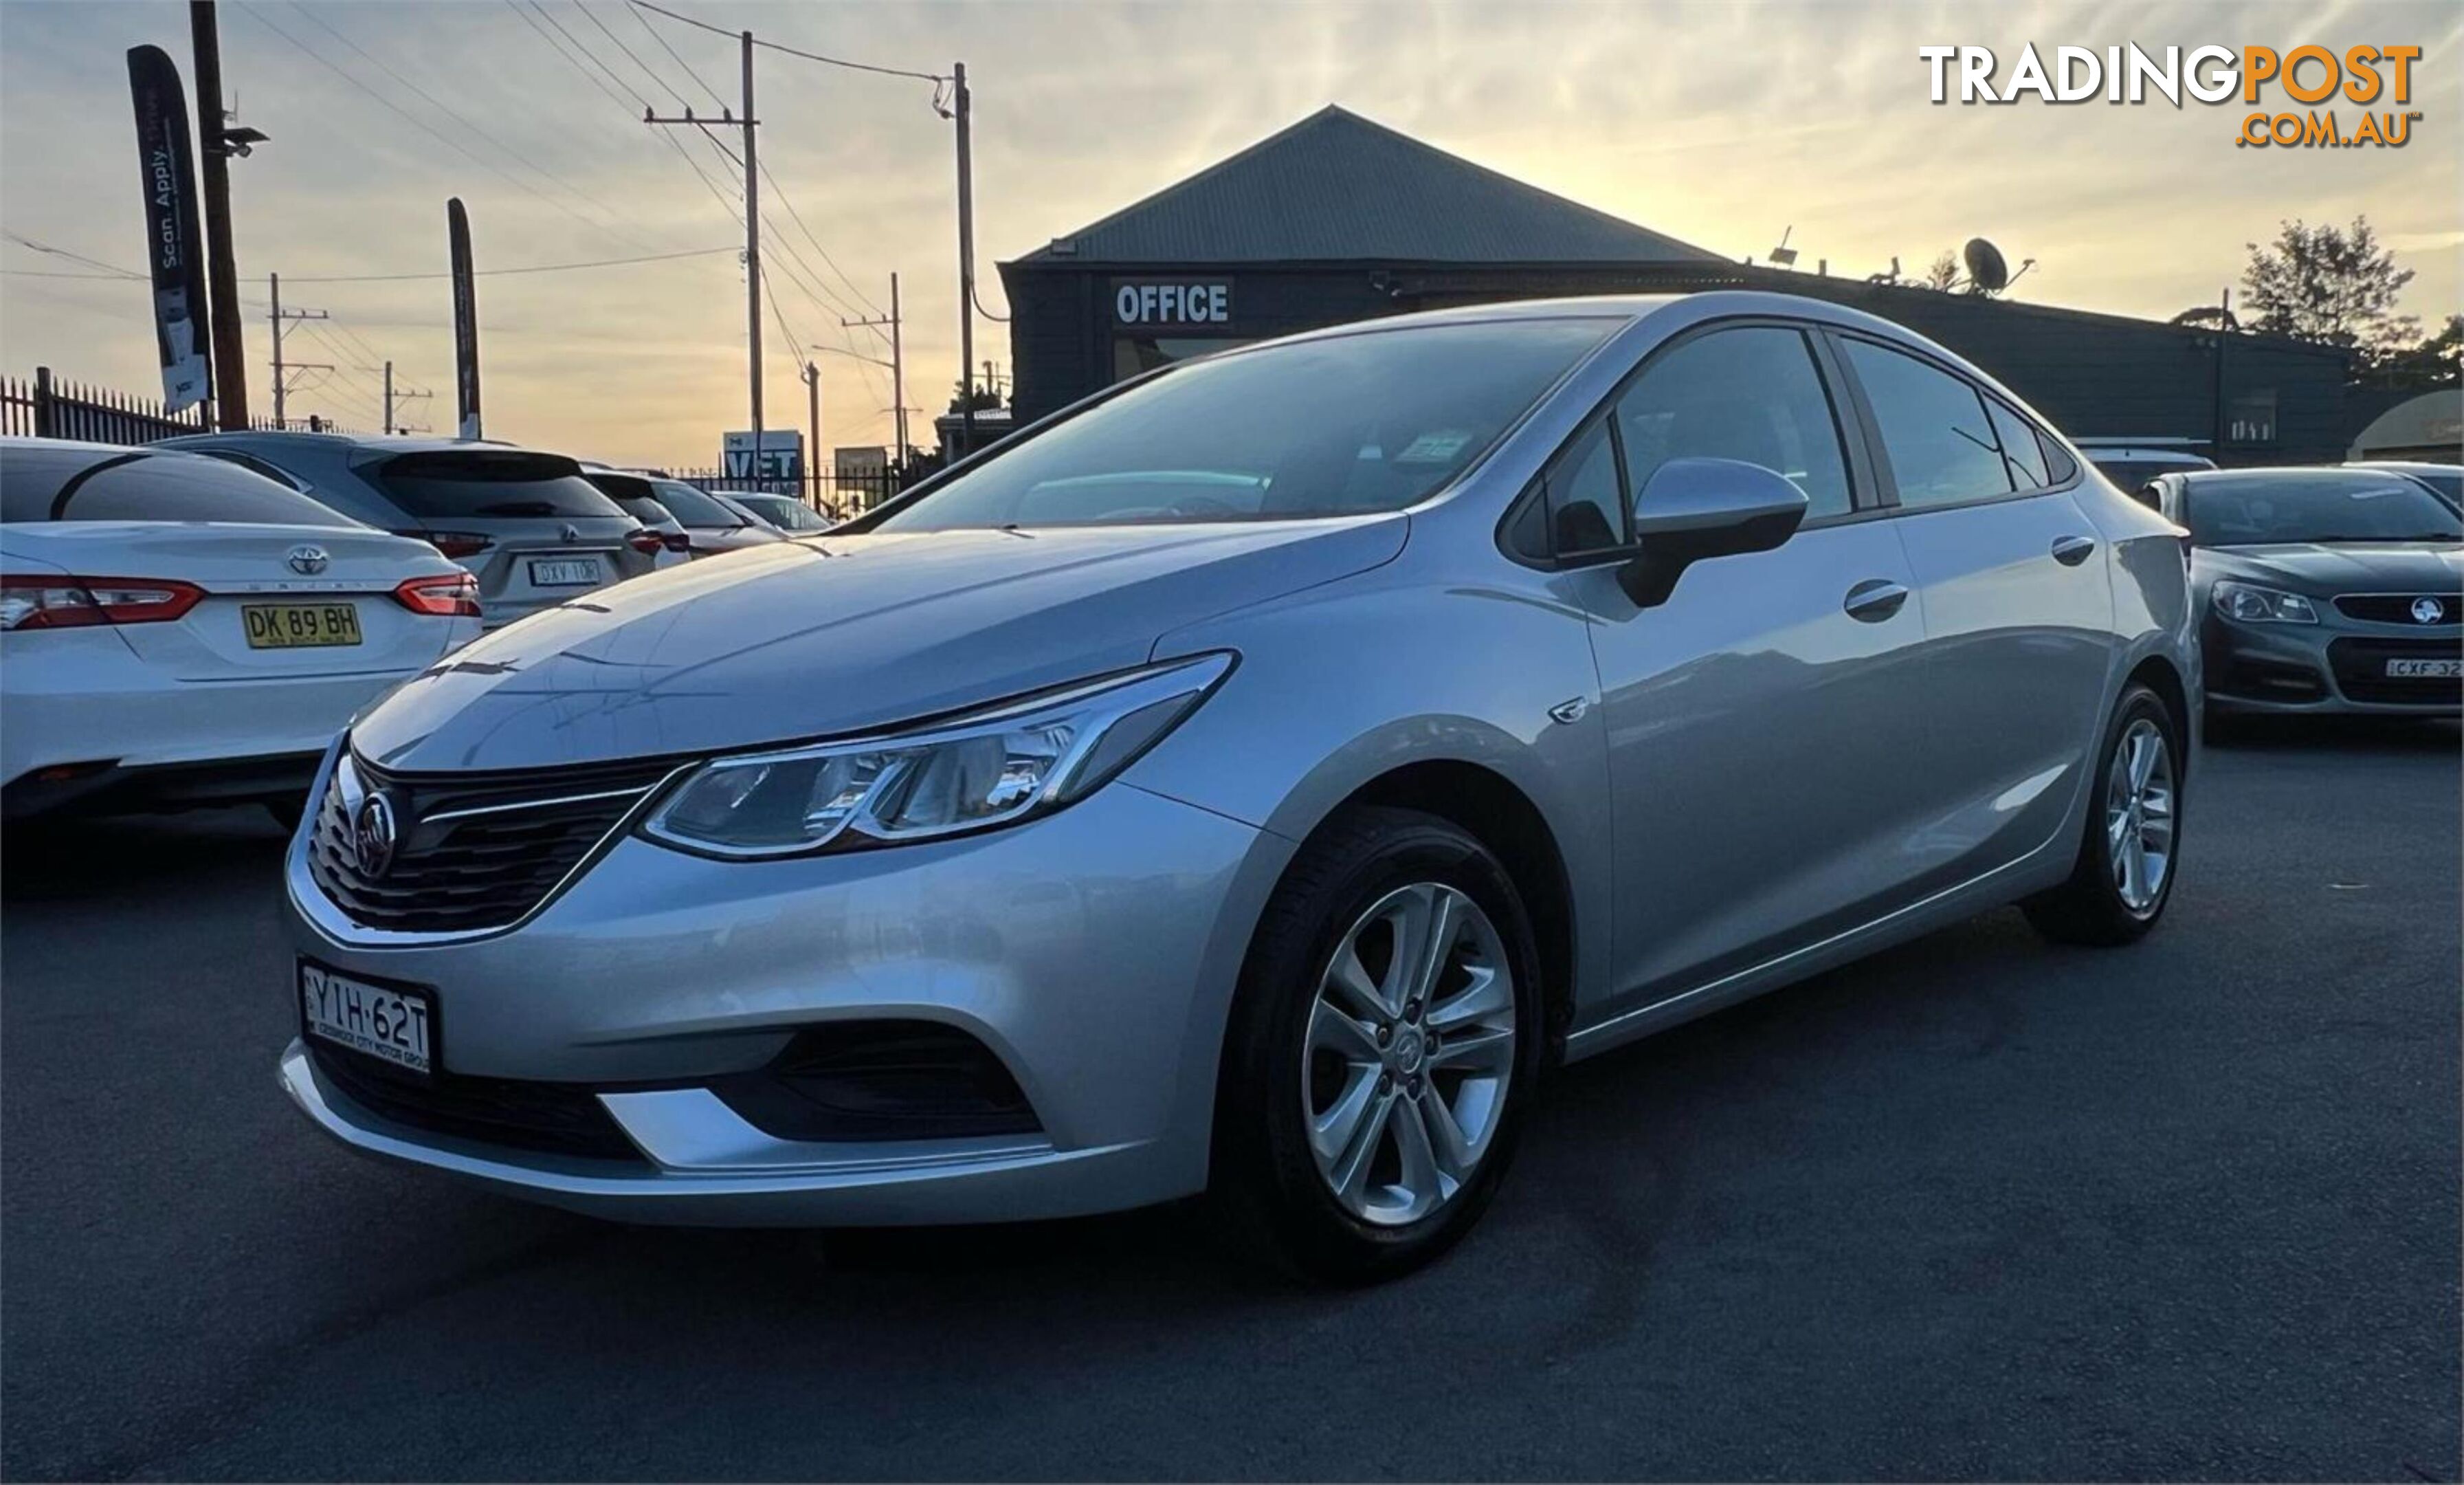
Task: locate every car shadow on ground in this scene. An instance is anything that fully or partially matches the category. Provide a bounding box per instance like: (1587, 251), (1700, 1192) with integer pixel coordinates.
(2205, 712), (2459, 754)
(0, 805), (291, 903)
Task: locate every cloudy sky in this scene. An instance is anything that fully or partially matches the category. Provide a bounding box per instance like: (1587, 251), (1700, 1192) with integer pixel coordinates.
(2, 0), (2456, 470)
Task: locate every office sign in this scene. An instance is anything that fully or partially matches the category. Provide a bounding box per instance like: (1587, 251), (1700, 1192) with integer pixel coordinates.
(1113, 280), (1234, 328)
(724, 430), (803, 485)
(124, 45), (212, 414)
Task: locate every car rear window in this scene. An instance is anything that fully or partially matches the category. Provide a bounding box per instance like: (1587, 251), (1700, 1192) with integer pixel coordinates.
(371, 450), (623, 520)
(0, 445), (359, 526)
(648, 480), (746, 529)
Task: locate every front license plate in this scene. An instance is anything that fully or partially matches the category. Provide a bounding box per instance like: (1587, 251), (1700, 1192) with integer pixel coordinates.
(242, 602), (362, 648)
(300, 962), (434, 1075)
(527, 558), (600, 587)
(2386, 658), (2462, 679)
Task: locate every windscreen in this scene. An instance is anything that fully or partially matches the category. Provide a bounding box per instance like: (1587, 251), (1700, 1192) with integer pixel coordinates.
(874, 317), (1617, 531)
(0, 445), (358, 527)
(373, 450), (623, 520)
(2185, 472), (2464, 545)
(2094, 459), (2204, 492)
(649, 480), (747, 529)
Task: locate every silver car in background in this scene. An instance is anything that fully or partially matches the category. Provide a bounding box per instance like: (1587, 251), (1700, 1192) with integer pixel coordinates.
(159, 433), (658, 627)
(278, 292), (2197, 1281)
(2140, 465), (2461, 717)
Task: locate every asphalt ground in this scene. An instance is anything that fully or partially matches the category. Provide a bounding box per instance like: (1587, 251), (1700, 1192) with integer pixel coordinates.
(3, 715), (2456, 1481)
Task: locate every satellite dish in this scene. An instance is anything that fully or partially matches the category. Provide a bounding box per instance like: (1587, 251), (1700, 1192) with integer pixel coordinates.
(1964, 238), (2010, 294)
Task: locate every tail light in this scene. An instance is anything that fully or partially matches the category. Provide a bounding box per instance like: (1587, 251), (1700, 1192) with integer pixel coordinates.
(392, 572), (483, 618)
(625, 528), (667, 557)
(0, 575), (204, 630)
(397, 529), (493, 560)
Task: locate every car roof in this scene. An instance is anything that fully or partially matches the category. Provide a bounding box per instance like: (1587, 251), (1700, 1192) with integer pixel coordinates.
(2177, 465), (2419, 487)
(157, 431), (531, 458)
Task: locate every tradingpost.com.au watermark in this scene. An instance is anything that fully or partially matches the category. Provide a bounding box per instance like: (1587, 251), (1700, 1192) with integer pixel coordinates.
(1921, 44), (2424, 148)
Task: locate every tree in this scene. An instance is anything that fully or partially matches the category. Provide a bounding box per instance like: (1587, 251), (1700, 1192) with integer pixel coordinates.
(2239, 215), (2419, 362)
(1919, 250), (1962, 292)
(2362, 314), (2464, 389)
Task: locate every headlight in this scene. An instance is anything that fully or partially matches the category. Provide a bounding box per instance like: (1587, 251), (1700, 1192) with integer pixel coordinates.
(639, 652), (1235, 858)
(2213, 581), (2318, 624)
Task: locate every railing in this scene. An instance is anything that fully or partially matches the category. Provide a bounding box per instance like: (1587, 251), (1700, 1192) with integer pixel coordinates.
(1, 367), (360, 445)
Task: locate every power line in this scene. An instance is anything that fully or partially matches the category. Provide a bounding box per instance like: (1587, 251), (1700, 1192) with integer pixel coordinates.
(627, 0), (727, 108)
(281, 1), (662, 252)
(286, 244), (740, 283)
(526, 0), (653, 111)
(4, 234), (144, 278)
(628, 0), (948, 87)
(231, 2), (656, 250)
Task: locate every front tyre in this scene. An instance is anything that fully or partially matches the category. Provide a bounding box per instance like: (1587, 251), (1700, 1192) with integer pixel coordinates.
(2023, 682), (2183, 945)
(1212, 806), (1545, 1283)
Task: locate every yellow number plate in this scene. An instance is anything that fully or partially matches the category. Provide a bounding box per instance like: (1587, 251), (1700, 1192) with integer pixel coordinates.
(242, 602), (364, 648)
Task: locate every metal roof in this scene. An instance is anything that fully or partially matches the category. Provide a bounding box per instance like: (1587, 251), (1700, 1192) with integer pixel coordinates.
(1012, 106), (1726, 268)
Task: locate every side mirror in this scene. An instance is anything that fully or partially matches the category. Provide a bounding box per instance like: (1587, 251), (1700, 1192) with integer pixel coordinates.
(1619, 457), (1809, 607)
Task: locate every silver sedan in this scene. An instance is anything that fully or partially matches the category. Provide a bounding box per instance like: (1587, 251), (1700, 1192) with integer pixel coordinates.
(278, 292), (2199, 1281)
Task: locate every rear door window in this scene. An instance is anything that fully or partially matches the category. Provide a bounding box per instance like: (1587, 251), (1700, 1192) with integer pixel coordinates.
(1843, 340), (2016, 509)
(1987, 401), (2052, 490)
(372, 451), (622, 520)
(0, 446), (359, 526)
(649, 480), (748, 529)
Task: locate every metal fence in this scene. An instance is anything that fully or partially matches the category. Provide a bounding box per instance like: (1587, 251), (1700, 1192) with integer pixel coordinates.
(667, 465), (912, 522)
(1, 367), (360, 445)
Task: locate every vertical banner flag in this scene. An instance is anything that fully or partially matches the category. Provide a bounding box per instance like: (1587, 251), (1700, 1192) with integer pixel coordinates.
(125, 45), (212, 413)
(448, 197), (482, 439)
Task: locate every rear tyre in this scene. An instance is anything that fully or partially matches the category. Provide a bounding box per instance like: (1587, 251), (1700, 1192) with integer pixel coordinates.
(2023, 683), (2183, 946)
(1211, 806), (1545, 1283)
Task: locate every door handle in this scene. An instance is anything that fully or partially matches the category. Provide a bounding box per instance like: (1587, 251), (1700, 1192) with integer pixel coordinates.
(1842, 578), (1910, 623)
(2051, 534), (2098, 566)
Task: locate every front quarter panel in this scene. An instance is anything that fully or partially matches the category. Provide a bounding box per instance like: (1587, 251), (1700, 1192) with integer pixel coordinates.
(1126, 520), (1616, 1020)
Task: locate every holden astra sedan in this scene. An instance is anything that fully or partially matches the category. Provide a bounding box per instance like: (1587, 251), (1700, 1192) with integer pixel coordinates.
(2138, 466), (2461, 717)
(280, 293), (2198, 1281)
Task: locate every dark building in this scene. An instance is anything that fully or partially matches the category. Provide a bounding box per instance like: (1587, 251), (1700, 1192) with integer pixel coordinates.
(998, 106), (2352, 465)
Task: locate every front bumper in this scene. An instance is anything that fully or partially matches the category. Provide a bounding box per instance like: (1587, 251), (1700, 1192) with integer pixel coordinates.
(2204, 615), (2461, 716)
(281, 764), (1292, 1225)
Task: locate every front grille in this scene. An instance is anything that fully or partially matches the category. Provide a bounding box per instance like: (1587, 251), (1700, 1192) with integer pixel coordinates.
(2333, 593), (2461, 626)
(309, 1042), (647, 1163)
(309, 751), (682, 935)
(2328, 637), (2464, 705)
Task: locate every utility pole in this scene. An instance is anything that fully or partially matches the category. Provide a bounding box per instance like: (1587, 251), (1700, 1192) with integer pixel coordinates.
(645, 34), (762, 481)
(383, 359), (392, 436)
(952, 60), (975, 455)
(843, 272), (907, 465)
(190, 1), (250, 430)
(266, 271), (328, 430)
(802, 360), (821, 511)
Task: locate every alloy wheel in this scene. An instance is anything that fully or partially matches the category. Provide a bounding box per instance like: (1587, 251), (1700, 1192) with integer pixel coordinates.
(2105, 716), (2176, 913)
(1302, 881), (1517, 1226)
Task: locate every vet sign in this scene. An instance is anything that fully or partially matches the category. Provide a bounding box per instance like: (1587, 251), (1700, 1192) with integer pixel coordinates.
(1114, 280), (1233, 327)
(722, 430), (803, 484)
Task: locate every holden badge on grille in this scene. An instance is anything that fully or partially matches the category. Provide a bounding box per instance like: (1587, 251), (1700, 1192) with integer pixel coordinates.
(353, 791), (399, 879)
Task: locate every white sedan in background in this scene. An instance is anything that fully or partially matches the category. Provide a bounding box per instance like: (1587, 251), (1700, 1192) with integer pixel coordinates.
(1, 438), (482, 824)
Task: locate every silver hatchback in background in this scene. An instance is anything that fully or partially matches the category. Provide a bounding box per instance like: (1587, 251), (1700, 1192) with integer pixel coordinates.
(159, 434), (657, 627)
(278, 292), (2199, 1281)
